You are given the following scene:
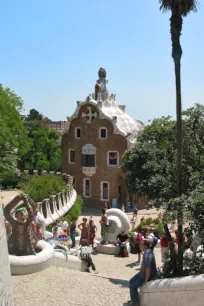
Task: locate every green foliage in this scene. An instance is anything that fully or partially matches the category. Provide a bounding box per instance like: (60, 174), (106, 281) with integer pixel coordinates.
(63, 195), (83, 220)
(0, 84), (27, 173)
(0, 170), (20, 189)
(27, 108), (43, 121)
(20, 119), (62, 171)
(19, 175), (66, 202)
(130, 218), (163, 238)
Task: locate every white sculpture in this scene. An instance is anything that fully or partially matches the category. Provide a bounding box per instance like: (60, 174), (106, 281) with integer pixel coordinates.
(105, 208), (130, 243)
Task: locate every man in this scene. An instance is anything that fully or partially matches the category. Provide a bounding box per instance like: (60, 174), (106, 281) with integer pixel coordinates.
(124, 239), (157, 306)
(116, 230), (129, 257)
(59, 217), (68, 231)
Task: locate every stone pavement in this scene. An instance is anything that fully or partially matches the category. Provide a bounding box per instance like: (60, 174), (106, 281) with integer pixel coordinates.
(12, 248), (162, 306)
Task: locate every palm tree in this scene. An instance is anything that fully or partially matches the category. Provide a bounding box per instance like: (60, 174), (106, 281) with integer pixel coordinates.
(159, 0), (198, 276)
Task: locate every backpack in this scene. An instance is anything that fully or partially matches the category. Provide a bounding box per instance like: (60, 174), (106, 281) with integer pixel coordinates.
(152, 237), (158, 248)
(135, 233), (142, 244)
(80, 246), (89, 260)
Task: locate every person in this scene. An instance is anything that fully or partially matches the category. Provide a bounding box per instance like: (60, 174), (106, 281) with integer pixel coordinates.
(59, 217), (68, 231)
(127, 199), (132, 213)
(135, 231), (142, 265)
(121, 203), (125, 212)
(52, 222), (59, 239)
(35, 223), (43, 241)
(130, 208), (138, 230)
(89, 219), (97, 248)
(69, 218), (77, 248)
(160, 233), (169, 263)
(116, 230), (129, 257)
(124, 239), (157, 306)
(99, 209), (108, 244)
(71, 239), (98, 274)
(146, 228), (157, 251)
(78, 217), (90, 245)
(104, 203), (108, 212)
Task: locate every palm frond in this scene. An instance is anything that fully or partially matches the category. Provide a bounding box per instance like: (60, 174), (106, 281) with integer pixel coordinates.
(159, 0), (199, 16)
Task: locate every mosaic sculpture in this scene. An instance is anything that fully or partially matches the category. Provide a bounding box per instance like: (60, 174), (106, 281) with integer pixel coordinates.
(4, 193), (36, 256)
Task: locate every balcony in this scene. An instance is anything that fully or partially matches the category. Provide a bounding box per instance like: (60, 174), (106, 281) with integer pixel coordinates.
(82, 167), (96, 176)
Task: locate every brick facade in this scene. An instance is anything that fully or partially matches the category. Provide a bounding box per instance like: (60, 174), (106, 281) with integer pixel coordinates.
(62, 104), (128, 208)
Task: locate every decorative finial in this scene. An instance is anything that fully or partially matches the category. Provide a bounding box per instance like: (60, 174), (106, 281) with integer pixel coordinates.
(98, 67), (106, 78)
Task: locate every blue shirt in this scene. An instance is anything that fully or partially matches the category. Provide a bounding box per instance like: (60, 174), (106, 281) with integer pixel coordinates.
(140, 248), (157, 279)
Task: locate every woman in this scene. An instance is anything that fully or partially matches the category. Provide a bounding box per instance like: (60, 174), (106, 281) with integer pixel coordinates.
(69, 217), (77, 248)
(100, 209), (108, 244)
(89, 219), (97, 247)
(130, 208), (138, 230)
(78, 217), (90, 245)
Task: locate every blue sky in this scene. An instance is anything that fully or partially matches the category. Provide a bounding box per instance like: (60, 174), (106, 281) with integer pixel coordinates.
(1, 0), (203, 124)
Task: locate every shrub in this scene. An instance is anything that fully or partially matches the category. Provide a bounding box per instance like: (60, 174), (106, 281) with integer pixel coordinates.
(0, 170), (20, 189)
(130, 217), (163, 238)
(19, 175), (66, 202)
(64, 195), (83, 220)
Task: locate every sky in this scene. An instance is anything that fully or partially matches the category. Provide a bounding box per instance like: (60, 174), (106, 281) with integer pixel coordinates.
(1, 0), (203, 124)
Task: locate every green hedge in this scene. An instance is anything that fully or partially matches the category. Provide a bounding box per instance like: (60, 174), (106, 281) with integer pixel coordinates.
(19, 175), (67, 202)
(130, 217), (163, 238)
(0, 170), (20, 189)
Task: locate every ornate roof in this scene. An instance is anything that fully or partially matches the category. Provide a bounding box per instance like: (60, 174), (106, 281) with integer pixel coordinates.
(63, 69), (144, 148)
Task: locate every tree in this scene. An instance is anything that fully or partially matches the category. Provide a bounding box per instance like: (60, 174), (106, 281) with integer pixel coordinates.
(159, 0), (198, 275)
(20, 122), (62, 171)
(27, 108), (43, 121)
(123, 104), (204, 276)
(0, 84), (27, 173)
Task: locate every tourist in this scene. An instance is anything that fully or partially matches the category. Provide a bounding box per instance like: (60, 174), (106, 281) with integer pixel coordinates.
(124, 239), (157, 306)
(160, 233), (169, 263)
(52, 222), (59, 239)
(116, 230), (129, 257)
(59, 217), (68, 231)
(130, 208), (138, 230)
(78, 217), (90, 245)
(135, 231), (142, 265)
(121, 203), (126, 212)
(99, 209), (108, 244)
(146, 228), (158, 251)
(69, 217), (77, 248)
(104, 203), (108, 212)
(140, 216), (145, 223)
(89, 219), (97, 248)
(36, 223), (43, 241)
(127, 199), (132, 213)
(73, 239), (98, 274)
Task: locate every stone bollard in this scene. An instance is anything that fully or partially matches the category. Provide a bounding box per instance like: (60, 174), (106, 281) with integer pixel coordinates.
(41, 170), (47, 175)
(49, 171), (55, 175)
(56, 172), (61, 176)
(24, 170), (29, 175)
(33, 170), (38, 175)
(0, 202), (14, 305)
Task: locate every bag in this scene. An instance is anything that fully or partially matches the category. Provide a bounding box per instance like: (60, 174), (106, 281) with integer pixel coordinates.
(152, 237), (158, 248)
(135, 233), (142, 244)
(123, 248), (128, 257)
(80, 246), (89, 260)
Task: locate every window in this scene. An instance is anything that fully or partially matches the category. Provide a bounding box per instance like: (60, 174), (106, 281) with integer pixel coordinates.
(83, 178), (91, 197)
(101, 182), (109, 201)
(108, 151), (119, 166)
(99, 127), (107, 139)
(82, 154), (95, 167)
(73, 177), (76, 188)
(75, 127), (81, 139)
(69, 150), (76, 164)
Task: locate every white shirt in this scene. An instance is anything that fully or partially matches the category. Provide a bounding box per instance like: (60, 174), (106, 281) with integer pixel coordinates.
(60, 221), (68, 230)
(147, 233), (155, 243)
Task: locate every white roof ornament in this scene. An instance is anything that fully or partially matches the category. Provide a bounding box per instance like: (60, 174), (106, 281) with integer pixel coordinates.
(63, 68), (144, 148)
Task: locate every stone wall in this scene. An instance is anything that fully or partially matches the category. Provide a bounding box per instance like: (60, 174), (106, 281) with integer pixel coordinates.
(0, 201), (14, 306)
(140, 274), (204, 306)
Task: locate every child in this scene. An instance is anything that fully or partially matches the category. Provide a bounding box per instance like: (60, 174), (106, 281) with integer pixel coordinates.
(71, 239), (98, 274)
